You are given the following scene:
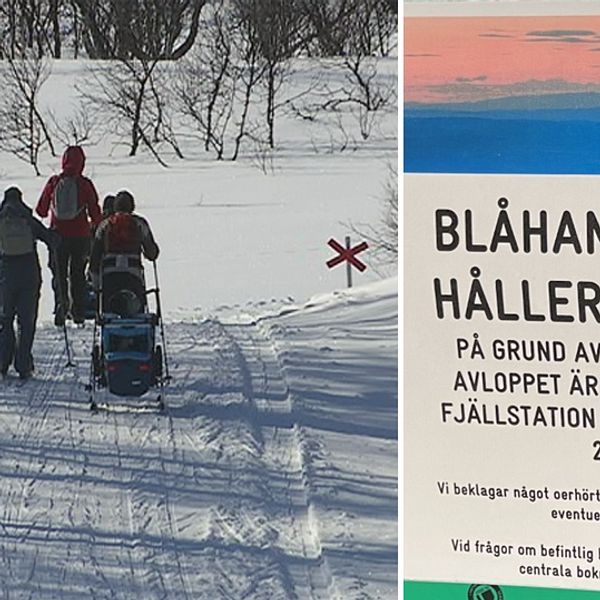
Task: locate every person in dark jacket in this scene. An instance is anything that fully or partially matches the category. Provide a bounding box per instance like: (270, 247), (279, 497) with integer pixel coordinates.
(89, 194), (115, 240)
(36, 146), (102, 326)
(90, 190), (159, 317)
(102, 194), (116, 219)
(0, 187), (58, 379)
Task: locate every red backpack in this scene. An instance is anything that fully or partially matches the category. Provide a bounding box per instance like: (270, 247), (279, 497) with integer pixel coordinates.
(105, 213), (141, 254)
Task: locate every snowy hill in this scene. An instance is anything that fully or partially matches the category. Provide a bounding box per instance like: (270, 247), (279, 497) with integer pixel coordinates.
(0, 51), (398, 597)
(0, 58), (397, 322)
(0, 278), (398, 598)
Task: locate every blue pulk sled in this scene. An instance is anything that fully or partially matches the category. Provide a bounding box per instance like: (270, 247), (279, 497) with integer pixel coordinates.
(86, 261), (170, 412)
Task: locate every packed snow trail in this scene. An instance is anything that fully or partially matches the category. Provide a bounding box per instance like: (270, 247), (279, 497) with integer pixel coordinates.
(0, 281), (397, 598)
(0, 322), (329, 598)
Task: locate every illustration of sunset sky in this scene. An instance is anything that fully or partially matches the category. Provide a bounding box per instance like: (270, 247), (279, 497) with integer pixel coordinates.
(405, 16), (600, 173)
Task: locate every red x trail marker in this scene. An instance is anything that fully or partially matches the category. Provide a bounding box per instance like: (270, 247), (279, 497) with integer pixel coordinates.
(327, 238), (369, 272)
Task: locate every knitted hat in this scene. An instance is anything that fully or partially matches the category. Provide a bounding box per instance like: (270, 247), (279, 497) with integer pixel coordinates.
(114, 190), (135, 213)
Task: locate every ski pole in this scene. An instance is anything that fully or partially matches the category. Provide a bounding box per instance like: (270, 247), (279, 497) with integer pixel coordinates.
(52, 247), (74, 367)
(152, 260), (171, 381)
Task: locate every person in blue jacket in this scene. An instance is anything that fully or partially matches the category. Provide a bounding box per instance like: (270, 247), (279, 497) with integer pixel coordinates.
(0, 187), (58, 379)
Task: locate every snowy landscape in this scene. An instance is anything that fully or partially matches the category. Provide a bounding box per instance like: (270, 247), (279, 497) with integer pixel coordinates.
(0, 4), (398, 596)
(0, 276), (397, 598)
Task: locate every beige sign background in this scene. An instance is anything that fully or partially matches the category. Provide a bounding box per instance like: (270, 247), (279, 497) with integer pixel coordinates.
(405, 173), (600, 589)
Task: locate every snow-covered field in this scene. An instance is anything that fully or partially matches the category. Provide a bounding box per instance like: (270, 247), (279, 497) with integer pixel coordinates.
(0, 57), (398, 597)
(0, 58), (397, 321)
(0, 278), (397, 598)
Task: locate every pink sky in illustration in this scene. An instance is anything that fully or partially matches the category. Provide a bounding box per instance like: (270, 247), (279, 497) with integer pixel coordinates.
(405, 16), (600, 103)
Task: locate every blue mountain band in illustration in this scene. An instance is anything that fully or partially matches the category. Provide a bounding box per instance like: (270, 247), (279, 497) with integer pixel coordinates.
(405, 93), (600, 174)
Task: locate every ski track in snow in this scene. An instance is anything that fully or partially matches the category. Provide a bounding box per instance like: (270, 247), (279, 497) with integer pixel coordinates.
(0, 317), (341, 599)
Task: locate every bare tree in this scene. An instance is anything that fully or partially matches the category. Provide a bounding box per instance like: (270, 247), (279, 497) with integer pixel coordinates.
(290, 55), (395, 147)
(379, 162), (398, 259)
(371, 0), (397, 56)
(0, 0), (219, 59)
(232, 0), (308, 149)
(345, 0), (397, 57)
(79, 58), (154, 156)
(147, 63), (184, 158)
(48, 104), (98, 146)
(0, 0), (71, 59)
(348, 163), (397, 267)
(0, 50), (54, 174)
(125, 0), (208, 60)
(301, 0), (354, 56)
(71, 0), (117, 58)
(230, 1), (267, 160)
(247, 128), (275, 174)
(340, 54), (395, 139)
(175, 0), (274, 161)
(0, 1), (18, 58)
(175, 0), (237, 159)
(48, 0), (61, 57)
(47, 0), (84, 58)
(80, 54), (183, 165)
(0, 1), (36, 58)
(24, 0), (57, 57)
(300, 0), (397, 139)
(303, 0), (397, 58)
(71, 0), (207, 59)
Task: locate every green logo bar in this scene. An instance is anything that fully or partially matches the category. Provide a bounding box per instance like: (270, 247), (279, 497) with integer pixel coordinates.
(405, 581), (600, 599)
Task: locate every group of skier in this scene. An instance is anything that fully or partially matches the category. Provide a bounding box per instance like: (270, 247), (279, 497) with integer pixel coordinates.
(0, 145), (160, 380)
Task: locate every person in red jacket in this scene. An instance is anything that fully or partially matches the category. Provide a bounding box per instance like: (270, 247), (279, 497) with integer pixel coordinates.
(36, 146), (102, 326)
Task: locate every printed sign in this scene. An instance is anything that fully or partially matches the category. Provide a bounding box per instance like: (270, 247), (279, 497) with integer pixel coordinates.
(405, 2), (600, 598)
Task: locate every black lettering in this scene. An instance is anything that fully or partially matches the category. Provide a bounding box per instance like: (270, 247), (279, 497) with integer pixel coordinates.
(490, 210), (518, 252)
(553, 211), (582, 254)
(523, 210), (548, 253)
(587, 211), (600, 254)
(578, 282), (600, 323)
(434, 278), (460, 319)
(436, 209), (459, 251)
(549, 281), (574, 323)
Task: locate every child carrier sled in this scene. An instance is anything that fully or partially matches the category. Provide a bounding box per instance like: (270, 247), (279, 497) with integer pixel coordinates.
(86, 260), (170, 411)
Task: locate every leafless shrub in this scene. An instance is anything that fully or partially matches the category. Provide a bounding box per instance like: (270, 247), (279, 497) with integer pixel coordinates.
(49, 104), (98, 146)
(303, 0), (397, 58)
(0, 50), (55, 174)
(78, 56), (176, 166)
(339, 55), (395, 140)
(348, 163), (398, 268)
(148, 63), (185, 158)
(291, 55), (395, 147)
(175, 0), (286, 161)
(71, 0), (207, 59)
(291, 0), (397, 144)
(239, 0), (307, 148)
(175, 0), (237, 159)
(0, 0), (66, 59)
(247, 126), (275, 174)
(379, 162), (398, 258)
